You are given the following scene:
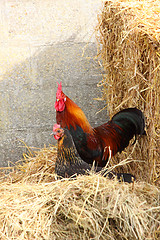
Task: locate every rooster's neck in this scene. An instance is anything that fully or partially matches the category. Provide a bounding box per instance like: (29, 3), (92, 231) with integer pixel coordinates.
(65, 96), (94, 134)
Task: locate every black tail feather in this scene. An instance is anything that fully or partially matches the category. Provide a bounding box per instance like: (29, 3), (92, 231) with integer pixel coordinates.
(111, 108), (145, 151)
(112, 108), (145, 136)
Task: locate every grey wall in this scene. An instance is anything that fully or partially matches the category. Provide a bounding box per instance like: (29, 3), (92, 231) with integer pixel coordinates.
(0, 1), (107, 166)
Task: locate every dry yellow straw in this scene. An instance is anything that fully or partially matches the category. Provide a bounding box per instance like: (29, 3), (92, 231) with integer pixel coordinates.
(96, 0), (160, 184)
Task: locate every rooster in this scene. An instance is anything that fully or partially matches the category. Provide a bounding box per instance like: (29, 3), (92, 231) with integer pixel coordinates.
(52, 123), (135, 183)
(55, 83), (146, 167)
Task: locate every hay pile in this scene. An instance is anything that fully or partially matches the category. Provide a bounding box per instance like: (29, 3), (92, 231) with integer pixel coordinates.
(96, 0), (160, 184)
(0, 146), (57, 184)
(0, 148), (160, 240)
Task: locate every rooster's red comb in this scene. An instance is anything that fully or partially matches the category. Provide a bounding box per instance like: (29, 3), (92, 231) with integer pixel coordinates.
(56, 82), (62, 99)
(57, 82), (62, 91)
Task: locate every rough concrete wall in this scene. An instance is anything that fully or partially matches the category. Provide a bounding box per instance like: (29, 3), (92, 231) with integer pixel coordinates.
(0, 0), (107, 166)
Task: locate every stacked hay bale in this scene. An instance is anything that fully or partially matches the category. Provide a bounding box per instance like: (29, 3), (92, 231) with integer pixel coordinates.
(0, 145), (159, 239)
(96, 0), (160, 184)
(0, 168), (160, 240)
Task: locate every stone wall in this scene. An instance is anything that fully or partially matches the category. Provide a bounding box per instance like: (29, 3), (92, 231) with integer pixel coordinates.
(0, 0), (107, 166)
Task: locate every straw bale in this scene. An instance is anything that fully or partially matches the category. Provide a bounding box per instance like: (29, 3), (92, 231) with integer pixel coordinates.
(0, 169), (160, 240)
(0, 145), (159, 239)
(96, 0), (160, 184)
